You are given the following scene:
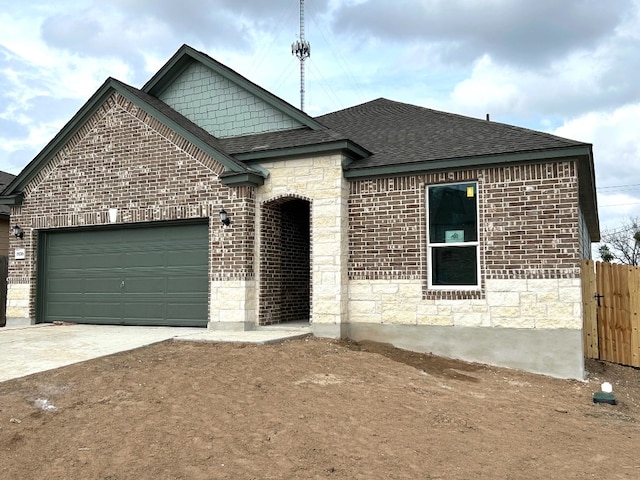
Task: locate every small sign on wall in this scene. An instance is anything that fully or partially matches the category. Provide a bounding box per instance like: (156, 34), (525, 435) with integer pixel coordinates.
(15, 248), (25, 260)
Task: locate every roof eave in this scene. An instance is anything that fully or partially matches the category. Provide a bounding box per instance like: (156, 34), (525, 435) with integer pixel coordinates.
(220, 171), (265, 187)
(0, 193), (24, 206)
(235, 140), (370, 163)
(578, 145), (600, 242)
(343, 146), (592, 178)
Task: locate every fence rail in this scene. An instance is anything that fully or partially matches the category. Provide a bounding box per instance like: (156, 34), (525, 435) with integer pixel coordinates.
(582, 260), (640, 368)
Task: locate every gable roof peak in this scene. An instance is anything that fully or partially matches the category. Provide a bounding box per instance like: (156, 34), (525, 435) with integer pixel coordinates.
(142, 44), (325, 132)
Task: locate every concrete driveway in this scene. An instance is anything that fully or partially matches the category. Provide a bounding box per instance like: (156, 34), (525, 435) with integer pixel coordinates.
(0, 322), (311, 383)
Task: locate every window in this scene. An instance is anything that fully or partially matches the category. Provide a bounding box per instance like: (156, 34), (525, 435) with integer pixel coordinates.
(427, 182), (479, 288)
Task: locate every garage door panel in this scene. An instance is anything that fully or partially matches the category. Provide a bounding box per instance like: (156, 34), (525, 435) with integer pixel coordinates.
(124, 276), (165, 293)
(166, 302), (207, 319)
(40, 222), (208, 327)
(167, 276), (209, 293)
(46, 278), (88, 294)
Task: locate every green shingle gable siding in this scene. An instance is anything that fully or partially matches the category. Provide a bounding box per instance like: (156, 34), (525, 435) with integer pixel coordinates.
(158, 62), (303, 138)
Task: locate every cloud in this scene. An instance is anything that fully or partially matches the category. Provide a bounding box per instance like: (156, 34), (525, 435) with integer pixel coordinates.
(553, 104), (640, 230)
(331, 0), (627, 67)
(554, 104), (640, 185)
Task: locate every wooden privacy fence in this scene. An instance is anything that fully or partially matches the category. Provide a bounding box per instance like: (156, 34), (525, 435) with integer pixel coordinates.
(581, 260), (640, 367)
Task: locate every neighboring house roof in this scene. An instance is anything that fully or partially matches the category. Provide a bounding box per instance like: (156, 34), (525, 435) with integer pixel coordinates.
(0, 171), (16, 217)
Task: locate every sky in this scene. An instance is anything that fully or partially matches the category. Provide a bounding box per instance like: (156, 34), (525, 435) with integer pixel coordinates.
(1, 0), (640, 240)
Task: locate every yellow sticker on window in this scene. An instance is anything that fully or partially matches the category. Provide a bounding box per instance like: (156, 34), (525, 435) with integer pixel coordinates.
(466, 186), (475, 197)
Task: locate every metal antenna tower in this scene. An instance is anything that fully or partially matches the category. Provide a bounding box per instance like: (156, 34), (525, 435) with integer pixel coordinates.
(291, 0), (311, 111)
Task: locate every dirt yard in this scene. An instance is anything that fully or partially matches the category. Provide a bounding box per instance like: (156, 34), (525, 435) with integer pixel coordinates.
(0, 336), (638, 479)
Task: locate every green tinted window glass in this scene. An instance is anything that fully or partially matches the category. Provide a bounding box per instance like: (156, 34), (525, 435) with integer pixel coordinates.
(431, 246), (478, 286)
(428, 183), (477, 244)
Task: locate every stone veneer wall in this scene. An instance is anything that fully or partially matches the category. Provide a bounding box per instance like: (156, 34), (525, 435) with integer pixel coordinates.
(7, 92), (254, 324)
(347, 161), (585, 378)
(255, 153), (348, 335)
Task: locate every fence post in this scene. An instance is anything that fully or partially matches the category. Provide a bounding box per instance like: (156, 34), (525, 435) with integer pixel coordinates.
(581, 260), (598, 359)
(629, 265), (640, 368)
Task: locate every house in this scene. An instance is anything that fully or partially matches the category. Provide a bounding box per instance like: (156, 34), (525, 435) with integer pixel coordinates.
(0, 170), (16, 327)
(0, 45), (599, 378)
(0, 170), (16, 256)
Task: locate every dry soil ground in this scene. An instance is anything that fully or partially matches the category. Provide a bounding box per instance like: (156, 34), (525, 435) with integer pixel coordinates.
(0, 336), (639, 479)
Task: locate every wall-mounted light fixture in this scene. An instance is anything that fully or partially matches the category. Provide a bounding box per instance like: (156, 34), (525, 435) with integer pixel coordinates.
(219, 209), (231, 226)
(12, 225), (23, 239)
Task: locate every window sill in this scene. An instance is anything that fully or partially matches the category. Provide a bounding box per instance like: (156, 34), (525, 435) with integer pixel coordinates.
(422, 288), (485, 301)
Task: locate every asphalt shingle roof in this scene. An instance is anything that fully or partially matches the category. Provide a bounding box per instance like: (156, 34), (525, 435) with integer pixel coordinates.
(316, 98), (589, 170)
(218, 127), (346, 155)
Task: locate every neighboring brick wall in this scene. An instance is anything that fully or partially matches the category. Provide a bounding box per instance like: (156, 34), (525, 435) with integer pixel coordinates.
(8, 92), (255, 320)
(348, 161), (581, 292)
(159, 61), (303, 138)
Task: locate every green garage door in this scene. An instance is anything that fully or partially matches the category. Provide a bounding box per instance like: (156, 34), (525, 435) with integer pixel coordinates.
(39, 221), (208, 327)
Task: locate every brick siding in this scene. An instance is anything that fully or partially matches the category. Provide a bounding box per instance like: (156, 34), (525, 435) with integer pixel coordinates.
(8, 92), (255, 318)
(348, 161), (581, 298)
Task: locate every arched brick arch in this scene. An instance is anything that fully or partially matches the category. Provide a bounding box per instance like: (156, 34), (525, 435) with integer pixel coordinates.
(259, 195), (312, 325)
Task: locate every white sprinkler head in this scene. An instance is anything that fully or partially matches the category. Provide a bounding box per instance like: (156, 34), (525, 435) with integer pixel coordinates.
(601, 382), (613, 393)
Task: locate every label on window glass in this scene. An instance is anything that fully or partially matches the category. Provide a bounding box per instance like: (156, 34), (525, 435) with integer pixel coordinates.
(466, 186), (475, 197)
(445, 230), (464, 243)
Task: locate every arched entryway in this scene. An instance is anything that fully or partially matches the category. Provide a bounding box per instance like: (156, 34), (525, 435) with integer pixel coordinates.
(259, 196), (311, 326)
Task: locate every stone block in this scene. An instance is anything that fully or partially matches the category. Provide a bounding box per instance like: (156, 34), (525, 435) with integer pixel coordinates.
(381, 306), (416, 325)
(416, 314), (452, 326)
(558, 286), (582, 303)
(519, 292), (537, 304)
(486, 291), (520, 307)
(349, 300), (379, 315)
(349, 312), (382, 324)
(537, 291), (559, 303)
(486, 279), (527, 292)
(492, 316), (535, 328)
(416, 303), (439, 316)
(489, 306), (521, 319)
(396, 282), (422, 300)
(527, 279), (559, 293)
(371, 282), (400, 295)
(313, 299), (340, 315)
(349, 281), (374, 299)
(537, 303), (578, 328)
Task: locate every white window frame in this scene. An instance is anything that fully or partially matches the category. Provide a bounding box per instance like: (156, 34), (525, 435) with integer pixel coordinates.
(426, 181), (480, 290)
